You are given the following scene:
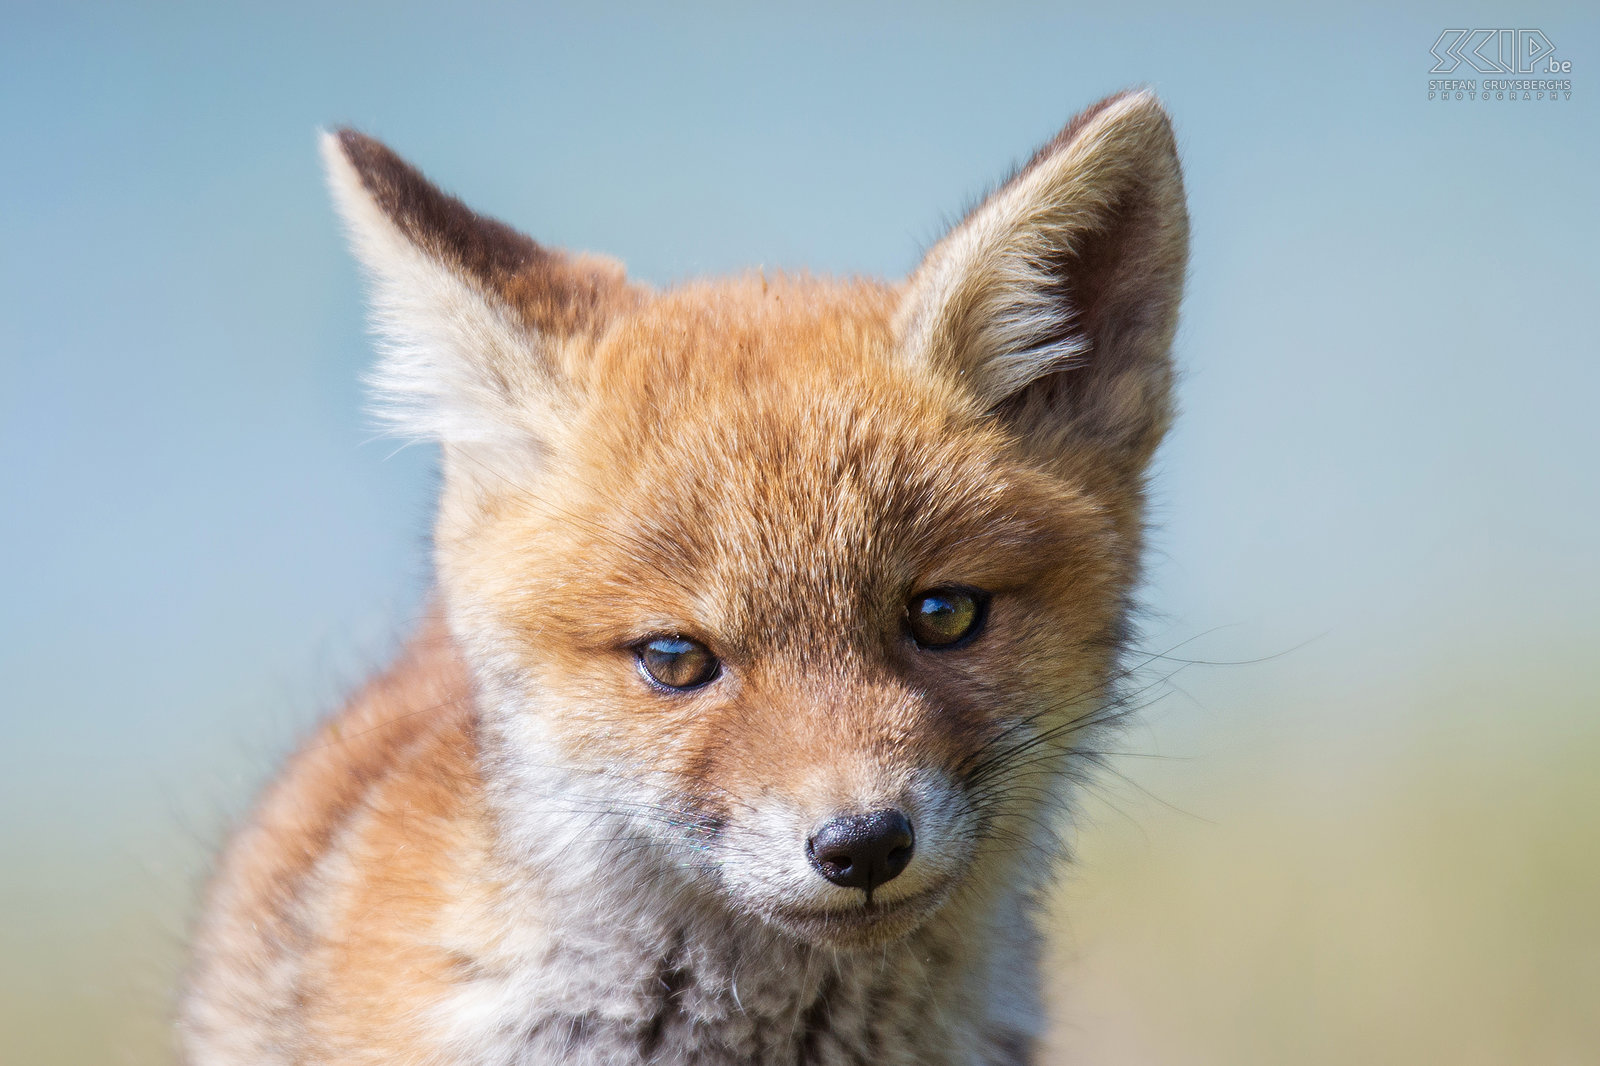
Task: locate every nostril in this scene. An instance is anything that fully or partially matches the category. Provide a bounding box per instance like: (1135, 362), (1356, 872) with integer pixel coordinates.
(806, 809), (916, 893)
(807, 845), (855, 883)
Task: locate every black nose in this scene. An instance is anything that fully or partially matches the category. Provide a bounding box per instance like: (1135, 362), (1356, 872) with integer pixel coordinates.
(806, 809), (915, 893)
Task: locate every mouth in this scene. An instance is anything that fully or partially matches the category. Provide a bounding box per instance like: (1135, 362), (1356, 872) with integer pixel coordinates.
(765, 885), (948, 947)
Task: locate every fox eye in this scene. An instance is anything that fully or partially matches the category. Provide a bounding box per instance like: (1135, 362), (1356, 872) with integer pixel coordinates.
(636, 636), (720, 690)
(906, 587), (987, 649)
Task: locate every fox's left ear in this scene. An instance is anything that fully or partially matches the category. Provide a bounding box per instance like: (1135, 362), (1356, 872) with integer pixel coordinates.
(896, 90), (1189, 471)
(322, 129), (640, 453)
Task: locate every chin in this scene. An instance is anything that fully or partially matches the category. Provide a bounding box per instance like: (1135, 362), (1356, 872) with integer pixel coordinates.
(757, 884), (953, 949)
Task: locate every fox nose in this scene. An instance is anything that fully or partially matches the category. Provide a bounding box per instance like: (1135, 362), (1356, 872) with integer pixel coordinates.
(806, 809), (915, 892)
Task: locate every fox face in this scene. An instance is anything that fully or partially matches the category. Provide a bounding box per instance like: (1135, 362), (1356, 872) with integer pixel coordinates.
(444, 284), (1132, 946)
(323, 90), (1186, 950)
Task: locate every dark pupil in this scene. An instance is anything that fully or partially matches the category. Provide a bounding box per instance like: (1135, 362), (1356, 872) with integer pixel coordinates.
(640, 637), (717, 689)
(909, 589), (979, 647)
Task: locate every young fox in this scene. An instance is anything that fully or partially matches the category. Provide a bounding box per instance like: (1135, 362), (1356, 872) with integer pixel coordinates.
(180, 89), (1188, 1065)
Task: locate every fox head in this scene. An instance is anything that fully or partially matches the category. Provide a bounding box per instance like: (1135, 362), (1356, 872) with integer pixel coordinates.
(324, 91), (1187, 948)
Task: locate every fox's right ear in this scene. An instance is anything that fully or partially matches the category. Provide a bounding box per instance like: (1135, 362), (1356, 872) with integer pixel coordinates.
(321, 129), (639, 452)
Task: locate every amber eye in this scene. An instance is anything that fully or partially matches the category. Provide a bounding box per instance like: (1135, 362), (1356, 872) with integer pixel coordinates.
(906, 587), (987, 649)
(636, 636), (720, 690)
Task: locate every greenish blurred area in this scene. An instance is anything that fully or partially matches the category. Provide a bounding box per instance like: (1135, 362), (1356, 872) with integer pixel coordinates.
(3, 3), (1596, 1063)
(1049, 676), (1600, 1064)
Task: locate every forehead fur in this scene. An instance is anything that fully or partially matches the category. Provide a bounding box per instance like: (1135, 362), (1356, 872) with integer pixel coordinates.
(451, 275), (1117, 659)
(582, 274), (902, 397)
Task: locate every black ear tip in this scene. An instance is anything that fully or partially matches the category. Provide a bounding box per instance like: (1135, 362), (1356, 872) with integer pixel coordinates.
(322, 128), (445, 218)
(320, 123), (545, 288)
(333, 126), (366, 153)
(328, 128), (401, 179)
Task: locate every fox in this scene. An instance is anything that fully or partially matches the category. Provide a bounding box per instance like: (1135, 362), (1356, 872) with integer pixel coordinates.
(179, 88), (1188, 1065)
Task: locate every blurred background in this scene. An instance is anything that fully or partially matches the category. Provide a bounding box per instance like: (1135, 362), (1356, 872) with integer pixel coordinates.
(3, 2), (1597, 1063)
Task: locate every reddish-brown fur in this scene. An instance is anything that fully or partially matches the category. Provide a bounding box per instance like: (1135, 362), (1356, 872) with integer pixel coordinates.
(182, 90), (1188, 1065)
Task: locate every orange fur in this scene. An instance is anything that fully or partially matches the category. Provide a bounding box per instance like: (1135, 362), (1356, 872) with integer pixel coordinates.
(182, 90), (1188, 1065)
